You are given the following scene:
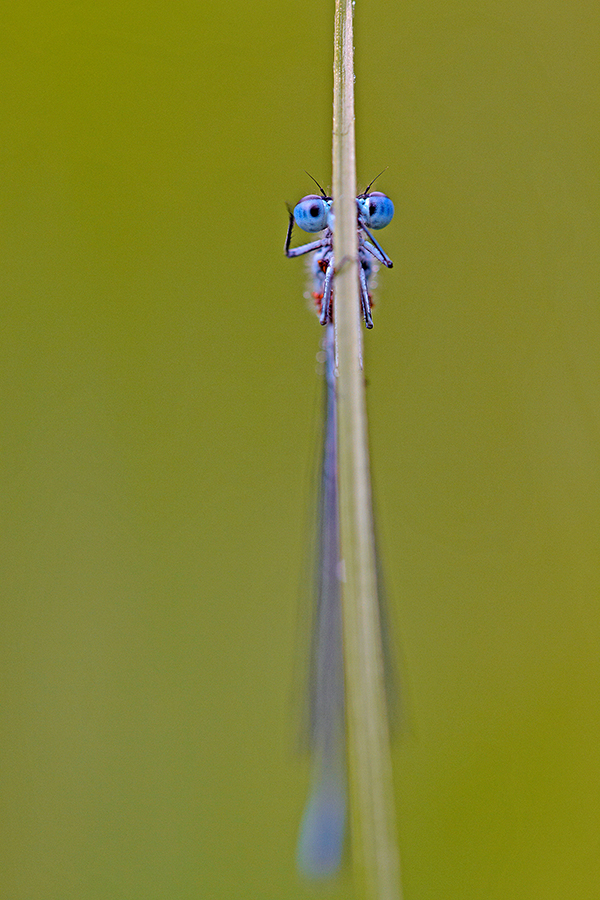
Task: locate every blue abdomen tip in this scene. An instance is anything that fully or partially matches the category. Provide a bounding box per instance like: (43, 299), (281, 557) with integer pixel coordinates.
(296, 776), (346, 879)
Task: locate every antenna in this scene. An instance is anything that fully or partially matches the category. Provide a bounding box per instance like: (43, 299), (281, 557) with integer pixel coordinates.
(304, 171), (331, 199)
(359, 167), (389, 197)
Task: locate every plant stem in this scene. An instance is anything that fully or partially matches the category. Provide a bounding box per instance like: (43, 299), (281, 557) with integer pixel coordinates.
(332, 2), (402, 898)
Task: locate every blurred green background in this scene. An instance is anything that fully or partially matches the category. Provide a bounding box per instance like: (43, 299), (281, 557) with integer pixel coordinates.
(1, 1), (599, 898)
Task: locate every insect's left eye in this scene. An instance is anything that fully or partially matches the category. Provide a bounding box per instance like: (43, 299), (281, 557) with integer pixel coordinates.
(358, 192), (394, 229)
(294, 195), (331, 233)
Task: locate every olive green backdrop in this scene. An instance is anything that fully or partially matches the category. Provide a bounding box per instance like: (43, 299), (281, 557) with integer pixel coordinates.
(1, 1), (599, 898)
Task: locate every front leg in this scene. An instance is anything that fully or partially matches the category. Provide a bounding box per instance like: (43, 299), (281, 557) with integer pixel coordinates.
(319, 257), (335, 325)
(360, 225), (393, 268)
(285, 211), (327, 258)
(358, 262), (374, 329)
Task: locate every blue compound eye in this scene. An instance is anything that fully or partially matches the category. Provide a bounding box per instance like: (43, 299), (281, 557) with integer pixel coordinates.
(359, 191), (394, 229)
(294, 195), (332, 233)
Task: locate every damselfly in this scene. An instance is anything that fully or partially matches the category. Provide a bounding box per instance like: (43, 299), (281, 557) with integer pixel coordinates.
(285, 179), (394, 878)
(285, 176), (394, 329)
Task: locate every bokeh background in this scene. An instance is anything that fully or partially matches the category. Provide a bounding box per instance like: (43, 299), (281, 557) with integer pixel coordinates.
(2, 1), (599, 898)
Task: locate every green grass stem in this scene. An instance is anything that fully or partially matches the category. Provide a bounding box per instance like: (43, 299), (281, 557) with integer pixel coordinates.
(331, 2), (402, 898)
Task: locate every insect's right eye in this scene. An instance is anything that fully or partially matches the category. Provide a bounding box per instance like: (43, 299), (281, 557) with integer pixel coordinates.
(293, 195), (331, 233)
(358, 192), (394, 229)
